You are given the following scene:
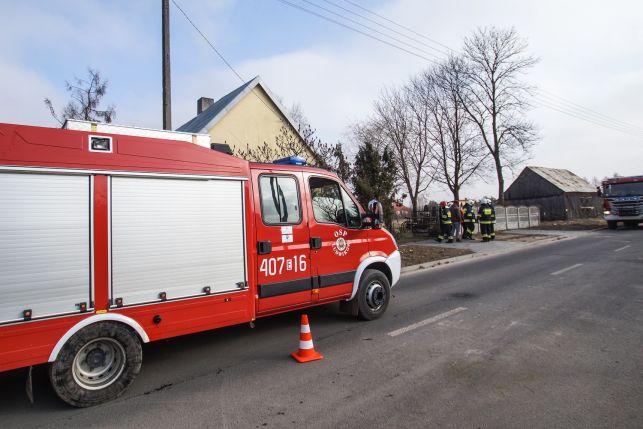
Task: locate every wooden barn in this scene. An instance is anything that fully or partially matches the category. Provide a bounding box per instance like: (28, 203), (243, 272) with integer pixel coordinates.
(504, 166), (602, 220)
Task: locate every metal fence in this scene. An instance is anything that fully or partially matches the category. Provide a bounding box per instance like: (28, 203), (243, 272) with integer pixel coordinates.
(395, 205), (540, 236)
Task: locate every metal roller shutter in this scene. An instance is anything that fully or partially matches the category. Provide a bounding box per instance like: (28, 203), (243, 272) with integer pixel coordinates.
(111, 177), (246, 306)
(0, 173), (90, 323)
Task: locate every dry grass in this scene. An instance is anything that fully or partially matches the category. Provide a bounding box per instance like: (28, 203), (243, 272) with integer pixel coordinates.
(399, 244), (472, 267)
(530, 218), (605, 231)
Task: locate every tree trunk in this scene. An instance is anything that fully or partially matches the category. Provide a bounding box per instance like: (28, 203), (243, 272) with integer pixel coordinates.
(411, 194), (418, 222)
(495, 156), (504, 205)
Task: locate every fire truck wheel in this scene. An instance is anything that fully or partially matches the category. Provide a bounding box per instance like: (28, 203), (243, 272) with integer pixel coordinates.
(49, 322), (142, 407)
(357, 269), (391, 321)
(607, 221), (617, 230)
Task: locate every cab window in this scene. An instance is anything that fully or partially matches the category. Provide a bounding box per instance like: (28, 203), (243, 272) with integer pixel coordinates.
(309, 177), (361, 228)
(341, 188), (361, 228)
(259, 175), (301, 225)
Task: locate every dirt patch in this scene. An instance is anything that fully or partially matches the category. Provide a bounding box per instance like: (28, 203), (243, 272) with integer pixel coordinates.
(399, 244), (473, 267)
(530, 218), (605, 231)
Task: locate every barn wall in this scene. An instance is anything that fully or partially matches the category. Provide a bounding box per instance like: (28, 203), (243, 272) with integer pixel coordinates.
(564, 192), (603, 219)
(506, 193), (602, 220)
(505, 169), (563, 200)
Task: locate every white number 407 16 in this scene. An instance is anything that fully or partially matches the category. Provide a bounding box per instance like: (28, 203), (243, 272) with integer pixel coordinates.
(259, 255), (307, 277)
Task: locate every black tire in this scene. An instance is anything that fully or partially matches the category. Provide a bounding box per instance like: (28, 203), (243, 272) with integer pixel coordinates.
(357, 269), (391, 321)
(607, 221), (617, 230)
(49, 322), (142, 407)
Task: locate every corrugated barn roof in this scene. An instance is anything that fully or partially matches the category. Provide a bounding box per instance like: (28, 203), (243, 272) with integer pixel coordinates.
(527, 166), (595, 193)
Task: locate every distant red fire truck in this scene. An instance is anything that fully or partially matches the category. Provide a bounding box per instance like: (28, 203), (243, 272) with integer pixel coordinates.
(602, 175), (643, 229)
(0, 120), (400, 407)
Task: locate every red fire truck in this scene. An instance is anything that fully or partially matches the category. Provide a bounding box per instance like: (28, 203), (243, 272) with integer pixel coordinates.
(0, 120), (400, 407)
(602, 175), (643, 229)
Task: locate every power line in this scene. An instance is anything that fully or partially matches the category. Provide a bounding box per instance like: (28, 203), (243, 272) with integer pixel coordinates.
(277, 0), (642, 137)
(273, 0), (440, 65)
(171, 0), (289, 125)
(177, 0), (642, 139)
(339, 0), (455, 53)
(334, 1), (643, 133)
(318, 0), (451, 57)
(171, 0), (245, 83)
(536, 88), (643, 133)
(532, 98), (643, 137)
(299, 0), (444, 61)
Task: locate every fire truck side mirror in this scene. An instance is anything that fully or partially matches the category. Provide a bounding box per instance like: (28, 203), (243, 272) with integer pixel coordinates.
(361, 213), (382, 229)
(367, 198), (384, 229)
(361, 214), (373, 228)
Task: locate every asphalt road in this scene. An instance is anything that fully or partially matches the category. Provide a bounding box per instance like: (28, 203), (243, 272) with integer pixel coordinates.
(1, 228), (642, 428)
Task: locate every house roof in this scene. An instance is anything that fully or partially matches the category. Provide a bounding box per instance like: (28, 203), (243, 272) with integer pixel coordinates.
(176, 76), (301, 137)
(526, 166), (595, 193)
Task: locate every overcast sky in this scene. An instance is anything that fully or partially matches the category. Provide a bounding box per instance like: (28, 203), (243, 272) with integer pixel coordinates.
(1, 0), (641, 201)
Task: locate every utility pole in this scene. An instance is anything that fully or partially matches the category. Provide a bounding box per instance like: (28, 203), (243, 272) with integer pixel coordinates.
(162, 0), (172, 130)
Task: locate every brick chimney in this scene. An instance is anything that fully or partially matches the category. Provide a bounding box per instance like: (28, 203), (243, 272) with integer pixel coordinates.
(197, 97), (214, 114)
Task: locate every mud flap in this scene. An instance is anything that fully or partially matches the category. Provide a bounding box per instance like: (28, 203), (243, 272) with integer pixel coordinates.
(339, 298), (359, 316)
(26, 366), (34, 404)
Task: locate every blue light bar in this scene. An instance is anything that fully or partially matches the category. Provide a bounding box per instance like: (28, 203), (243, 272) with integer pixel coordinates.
(273, 155), (307, 166)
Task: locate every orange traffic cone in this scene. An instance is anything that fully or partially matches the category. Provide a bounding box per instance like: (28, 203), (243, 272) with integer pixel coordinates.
(291, 314), (323, 363)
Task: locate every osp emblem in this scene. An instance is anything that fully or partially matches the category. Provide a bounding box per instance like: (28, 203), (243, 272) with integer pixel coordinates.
(332, 229), (350, 256)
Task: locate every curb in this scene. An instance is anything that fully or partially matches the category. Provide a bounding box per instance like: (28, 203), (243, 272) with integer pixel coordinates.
(400, 233), (576, 276)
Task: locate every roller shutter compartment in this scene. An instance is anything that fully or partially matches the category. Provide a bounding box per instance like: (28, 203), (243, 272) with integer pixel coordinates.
(110, 177), (246, 306)
(0, 173), (90, 324)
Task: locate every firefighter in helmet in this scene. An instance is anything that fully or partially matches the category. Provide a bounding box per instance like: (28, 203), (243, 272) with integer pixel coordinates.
(436, 201), (453, 243)
(462, 199), (476, 240)
(477, 198), (495, 242)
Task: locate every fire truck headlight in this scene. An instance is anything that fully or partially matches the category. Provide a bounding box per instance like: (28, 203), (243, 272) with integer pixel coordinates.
(603, 210), (611, 215)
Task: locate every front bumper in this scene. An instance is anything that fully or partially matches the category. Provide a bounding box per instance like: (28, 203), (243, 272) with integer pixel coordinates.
(604, 215), (643, 221)
(387, 250), (401, 288)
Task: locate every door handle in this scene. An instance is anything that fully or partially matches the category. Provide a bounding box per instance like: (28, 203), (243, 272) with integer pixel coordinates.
(257, 241), (272, 255)
(310, 237), (322, 250)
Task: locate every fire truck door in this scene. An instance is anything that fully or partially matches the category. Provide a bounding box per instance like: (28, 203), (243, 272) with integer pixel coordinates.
(254, 172), (312, 313)
(306, 176), (369, 301)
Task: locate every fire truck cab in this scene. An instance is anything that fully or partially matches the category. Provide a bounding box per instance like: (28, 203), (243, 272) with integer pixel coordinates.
(602, 175), (643, 229)
(0, 121), (400, 407)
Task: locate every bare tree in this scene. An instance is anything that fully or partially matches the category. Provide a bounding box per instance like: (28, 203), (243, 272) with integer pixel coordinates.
(235, 118), (351, 180)
(235, 120), (317, 162)
(461, 27), (538, 204)
(44, 68), (115, 125)
(409, 57), (487, 202)
(357, 86), (435, 218)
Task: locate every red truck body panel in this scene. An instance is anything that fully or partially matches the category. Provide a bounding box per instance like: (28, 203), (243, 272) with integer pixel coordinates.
(0, 122), (399, 375)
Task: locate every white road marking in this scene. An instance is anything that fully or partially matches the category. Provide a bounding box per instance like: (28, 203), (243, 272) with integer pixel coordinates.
(388, 307), (468, 337)
(614, 245), (631, 252)
(550, 263), (584, 276)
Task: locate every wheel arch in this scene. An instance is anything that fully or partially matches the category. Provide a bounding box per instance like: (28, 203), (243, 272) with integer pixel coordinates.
(48, 313), (150, 362)
(349, 256), (393, 301)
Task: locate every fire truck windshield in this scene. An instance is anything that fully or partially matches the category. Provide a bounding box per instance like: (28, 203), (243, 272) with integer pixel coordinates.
(604, 182), (643, 197)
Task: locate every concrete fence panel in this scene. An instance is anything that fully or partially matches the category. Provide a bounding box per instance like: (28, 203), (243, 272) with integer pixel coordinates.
(518, 206), (530, 228)
(494, 206), (507, 231)
(506, 206), (519, 229)
(529, 206), (540, 227)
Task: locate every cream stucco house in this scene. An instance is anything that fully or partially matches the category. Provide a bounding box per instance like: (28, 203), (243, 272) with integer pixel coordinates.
(176, 76), (317, 162)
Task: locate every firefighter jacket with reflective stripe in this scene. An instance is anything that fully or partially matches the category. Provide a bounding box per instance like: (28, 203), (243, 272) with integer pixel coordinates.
(478, 204), (495, 224)
(439, 206), (452, 224)
(463, 204), (476, 223)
